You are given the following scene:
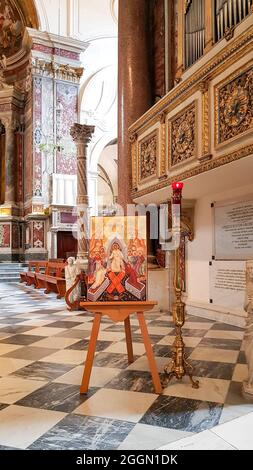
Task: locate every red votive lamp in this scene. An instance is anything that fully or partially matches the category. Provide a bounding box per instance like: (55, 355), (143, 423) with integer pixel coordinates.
(172, 182), (184, 205)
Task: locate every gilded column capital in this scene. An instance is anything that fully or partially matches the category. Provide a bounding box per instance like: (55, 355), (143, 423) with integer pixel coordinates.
(199, 79), (210, 93)
(70, 123), (95, 145)
(129, 132), (137, 144)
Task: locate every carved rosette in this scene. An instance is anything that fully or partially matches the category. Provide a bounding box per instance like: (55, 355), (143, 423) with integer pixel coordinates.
(171, 104), (196, 166)
(139, 131), (158, 182)
(217, 67), (253, 144)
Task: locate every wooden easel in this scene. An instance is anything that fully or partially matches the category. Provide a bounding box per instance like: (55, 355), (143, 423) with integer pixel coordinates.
(79, 301), (162, 394)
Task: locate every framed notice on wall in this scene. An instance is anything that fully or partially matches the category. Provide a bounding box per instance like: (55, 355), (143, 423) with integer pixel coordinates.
(213, 197), (253, 260)
(210, 260), (246, 315)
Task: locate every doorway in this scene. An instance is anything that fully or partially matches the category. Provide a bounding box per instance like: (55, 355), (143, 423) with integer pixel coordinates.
(57, 231), (77, 259)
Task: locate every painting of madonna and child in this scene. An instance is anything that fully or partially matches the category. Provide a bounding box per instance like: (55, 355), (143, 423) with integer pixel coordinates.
(87, 216), (147, 302)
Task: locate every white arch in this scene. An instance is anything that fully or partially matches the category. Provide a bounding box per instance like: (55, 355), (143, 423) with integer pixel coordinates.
(89, 132), (117, 173)
(34, 0), (50, 31)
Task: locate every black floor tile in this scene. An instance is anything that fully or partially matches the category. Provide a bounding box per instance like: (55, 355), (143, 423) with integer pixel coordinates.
(16, 383), (98, 413)
(11, 361), (74, 381)
(211, 323), (244, 331)
(93, 352), (136, 369)
(0, 334), (45, 346)
(140, 395), (223, 432)
(105, 370), (159, 393)
(198, 337), (242, 351)
(29, 414), (134, 450)
(67, 339), (113, 352)
(190, 360), (235, 380)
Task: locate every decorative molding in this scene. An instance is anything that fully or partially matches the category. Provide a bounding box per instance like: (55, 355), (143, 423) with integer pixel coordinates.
(199, 79), (210, 158)
(215, 64), (253, 146)
(224, 26), (235, 41)
(159, 113), (167, 177)
(131, 137), (138, 190)
(138, 130), (159, 183)
(31, 58), (83, 83)
(129, 132), (137, 144)
(132, 144), (253, 198)
(24, 27), (88, 58)
(170, 103), (196, 167)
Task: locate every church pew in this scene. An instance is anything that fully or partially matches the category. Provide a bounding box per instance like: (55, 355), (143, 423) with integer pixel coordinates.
(27, 261), (48, 288)
(19, 261), (42, 286)
(36, 262), (66, 299)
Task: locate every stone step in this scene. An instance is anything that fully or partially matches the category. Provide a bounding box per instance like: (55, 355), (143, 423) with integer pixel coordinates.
(0, 263), (28, 267)
(0, 268), (27, 272)
(0, 273), (20, 277)
(0, 262), (28, 283)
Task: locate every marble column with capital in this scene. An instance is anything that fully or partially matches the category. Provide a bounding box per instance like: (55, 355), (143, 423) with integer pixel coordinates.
(118, 0), (153, 210)
(70, 123), (95, 264)
(4, 121), (16, 205)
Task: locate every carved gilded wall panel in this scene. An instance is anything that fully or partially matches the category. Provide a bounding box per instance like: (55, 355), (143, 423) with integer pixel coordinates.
(215, 65), (253, 146)
(138, 130), (159, 183)
(129, 22), (253, 199)
(170, 102), (196, 167)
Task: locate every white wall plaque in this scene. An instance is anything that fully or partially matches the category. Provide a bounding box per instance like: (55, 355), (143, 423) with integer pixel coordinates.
(210, 260), (246, 314)
(214, 199), (253, 260)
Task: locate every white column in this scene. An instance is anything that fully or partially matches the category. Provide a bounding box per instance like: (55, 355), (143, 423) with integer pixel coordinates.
(88, 170), (99, 216)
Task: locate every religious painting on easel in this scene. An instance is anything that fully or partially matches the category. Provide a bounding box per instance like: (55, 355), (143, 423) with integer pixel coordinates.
(87, 216), (147, 301)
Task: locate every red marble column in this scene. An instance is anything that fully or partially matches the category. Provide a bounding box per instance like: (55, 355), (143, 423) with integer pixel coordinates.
(4, 123), (16, 205)
(118, 0), (153, 210)
(15, 124), (24, 204)
(70, 123), (95, 261)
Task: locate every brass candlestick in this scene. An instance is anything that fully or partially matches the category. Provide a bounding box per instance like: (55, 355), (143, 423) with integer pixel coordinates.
(164, 182), (199, 389)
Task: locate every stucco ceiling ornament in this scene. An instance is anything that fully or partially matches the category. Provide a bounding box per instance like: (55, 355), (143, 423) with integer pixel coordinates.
(0, 54), (12, 90)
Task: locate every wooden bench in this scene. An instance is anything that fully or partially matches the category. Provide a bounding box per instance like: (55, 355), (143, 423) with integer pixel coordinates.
(20, 267), (29, 284)
(28, 261), (48, 287)
(20, 261), (46, 287)
(36, 262), (66, 299)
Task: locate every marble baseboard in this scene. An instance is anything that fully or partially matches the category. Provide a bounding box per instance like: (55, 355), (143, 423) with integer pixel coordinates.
(186, 304), (246, 328)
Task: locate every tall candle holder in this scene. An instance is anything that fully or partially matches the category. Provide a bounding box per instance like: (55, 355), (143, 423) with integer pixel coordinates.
(164, 182), (199, 388)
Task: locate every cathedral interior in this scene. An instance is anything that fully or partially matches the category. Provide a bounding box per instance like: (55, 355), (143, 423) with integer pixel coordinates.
(0, 0), (253, 452)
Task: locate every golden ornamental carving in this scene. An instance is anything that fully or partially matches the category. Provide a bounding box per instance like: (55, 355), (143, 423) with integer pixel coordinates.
(129, 132), (137, 144)
(160, 119), (166, 177)
(132, 144), (253, 198)
(200, 80), (210, 157)
(139, 131), (158, 182)
(32, 58), (83, 83)
(218, 67), (253, 144)
(131, 138), (138, 189)
(159, 111), (167, 124)
(224, 26), (235, 41)
(171, 104), (196, 166)
(199, 79), (209, 93)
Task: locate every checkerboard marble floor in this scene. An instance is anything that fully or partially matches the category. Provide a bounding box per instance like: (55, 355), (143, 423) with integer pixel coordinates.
(0, 282), (252, 450)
